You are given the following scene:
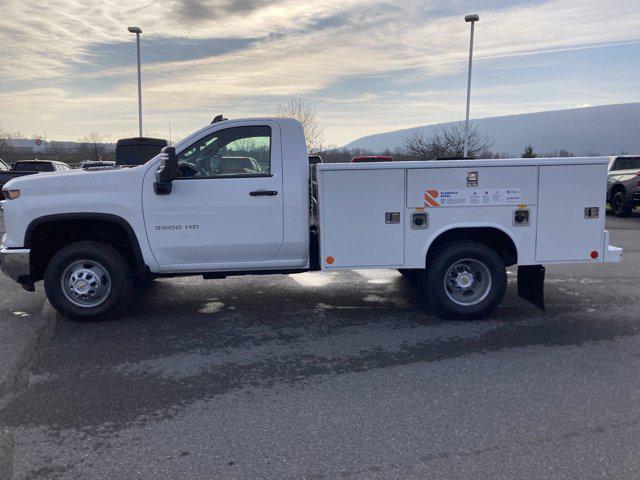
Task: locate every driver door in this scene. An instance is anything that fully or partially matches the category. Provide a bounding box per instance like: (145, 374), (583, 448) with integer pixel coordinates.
(142, 122), (284, 271)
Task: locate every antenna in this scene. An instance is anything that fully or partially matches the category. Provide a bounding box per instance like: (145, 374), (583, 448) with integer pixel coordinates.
(211, 114), (228, 124)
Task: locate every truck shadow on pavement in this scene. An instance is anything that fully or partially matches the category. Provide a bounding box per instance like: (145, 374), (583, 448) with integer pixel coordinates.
(2, 269), (636, 433)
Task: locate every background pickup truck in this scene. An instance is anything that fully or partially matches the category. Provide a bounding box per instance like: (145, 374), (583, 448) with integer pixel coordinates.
(0, 159), (72, 189)
(0, 118), (622, 322)
(607, 156), (640, 217)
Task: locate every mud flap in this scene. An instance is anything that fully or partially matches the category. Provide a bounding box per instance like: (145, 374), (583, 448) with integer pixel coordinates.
(517, 265), (545, 311)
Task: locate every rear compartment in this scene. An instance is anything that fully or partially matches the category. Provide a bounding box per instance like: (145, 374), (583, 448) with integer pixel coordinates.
(316, 157), (614, 270)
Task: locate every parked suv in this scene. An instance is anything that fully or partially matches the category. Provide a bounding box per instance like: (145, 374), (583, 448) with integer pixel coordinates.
(607, 156), (640, 217)
(0, 160), (72, 189)
(351, 155), (393, 163)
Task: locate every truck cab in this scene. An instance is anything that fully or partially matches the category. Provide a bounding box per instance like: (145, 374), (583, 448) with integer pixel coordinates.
(143, 118), (310, 271)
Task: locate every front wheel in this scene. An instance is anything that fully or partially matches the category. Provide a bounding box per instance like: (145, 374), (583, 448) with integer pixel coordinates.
(422, 241), (507, 320)
(44, 241), (133, 321)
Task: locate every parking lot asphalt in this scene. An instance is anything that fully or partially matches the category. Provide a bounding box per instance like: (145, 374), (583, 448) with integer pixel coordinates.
(0, 211), (639, 479)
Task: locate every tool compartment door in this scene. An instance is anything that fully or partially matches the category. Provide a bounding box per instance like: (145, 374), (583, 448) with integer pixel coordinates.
(536, 164), (607, 262)
(320, 169), (405, 268)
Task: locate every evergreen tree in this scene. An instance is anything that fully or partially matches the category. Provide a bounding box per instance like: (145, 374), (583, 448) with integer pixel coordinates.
(522, 144), (537, 158)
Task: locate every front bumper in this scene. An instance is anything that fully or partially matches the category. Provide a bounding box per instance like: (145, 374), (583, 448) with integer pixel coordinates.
(0, 246), (31, 284)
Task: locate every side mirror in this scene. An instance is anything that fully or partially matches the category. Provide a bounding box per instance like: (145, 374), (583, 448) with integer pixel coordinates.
(154, 146), (178, 195)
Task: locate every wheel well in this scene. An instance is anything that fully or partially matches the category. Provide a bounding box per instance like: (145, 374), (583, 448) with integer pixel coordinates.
(426, 227), (517, 267)
(611, 184), (626, 197)
(26, 215), (145, 282)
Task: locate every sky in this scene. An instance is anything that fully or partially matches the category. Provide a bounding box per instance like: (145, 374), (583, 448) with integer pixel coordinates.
(1, 0), (639, 146)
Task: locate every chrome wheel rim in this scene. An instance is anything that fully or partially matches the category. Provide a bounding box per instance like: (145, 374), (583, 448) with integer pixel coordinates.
(61, 260), (112, 308)
(444, 258), (492, 306)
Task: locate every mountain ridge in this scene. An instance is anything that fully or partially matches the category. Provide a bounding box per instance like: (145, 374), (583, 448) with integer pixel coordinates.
(344, 103), (640, 156)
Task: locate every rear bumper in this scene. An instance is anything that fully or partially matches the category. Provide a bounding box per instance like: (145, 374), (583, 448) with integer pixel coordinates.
(603, 230), (623, 262)
(633, 190), (640, 203)
(0, 246), (31, 284)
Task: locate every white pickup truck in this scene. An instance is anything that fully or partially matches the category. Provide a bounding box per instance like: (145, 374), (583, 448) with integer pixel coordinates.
(0, 118), (622, 321)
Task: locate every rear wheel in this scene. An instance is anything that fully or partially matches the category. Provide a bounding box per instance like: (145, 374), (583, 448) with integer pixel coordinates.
(611, 191), (632, 217)
(44, 241), (133, 321)
(422, 241), (507, 320)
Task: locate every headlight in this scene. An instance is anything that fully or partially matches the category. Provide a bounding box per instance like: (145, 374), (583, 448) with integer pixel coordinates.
(1, 189), (20, 200)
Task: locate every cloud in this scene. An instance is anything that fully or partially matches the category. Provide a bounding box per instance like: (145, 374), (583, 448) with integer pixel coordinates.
(171, 0), (275, 20)
(1, 0), (639, 144)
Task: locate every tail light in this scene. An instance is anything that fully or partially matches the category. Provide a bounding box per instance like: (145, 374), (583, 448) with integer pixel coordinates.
(637, 173), (640, 188)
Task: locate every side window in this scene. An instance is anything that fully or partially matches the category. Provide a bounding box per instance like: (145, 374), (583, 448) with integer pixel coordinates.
(177, 126), (271, 179)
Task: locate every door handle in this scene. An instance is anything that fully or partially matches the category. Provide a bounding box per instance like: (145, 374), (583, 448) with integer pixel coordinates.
(250, 190), (278, 196)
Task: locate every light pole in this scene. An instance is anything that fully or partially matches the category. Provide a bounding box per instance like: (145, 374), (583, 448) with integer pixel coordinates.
(127, 26), (143, 138)
(463, 14), (479, 158)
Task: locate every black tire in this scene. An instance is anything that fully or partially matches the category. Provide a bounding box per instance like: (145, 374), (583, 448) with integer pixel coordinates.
(422, 240), (507, 320)
(44, 241), (133, 322)
(611, 191), (632, 217)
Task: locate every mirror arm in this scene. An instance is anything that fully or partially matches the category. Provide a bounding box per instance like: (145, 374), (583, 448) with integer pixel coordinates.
(154, 178), (173, 195)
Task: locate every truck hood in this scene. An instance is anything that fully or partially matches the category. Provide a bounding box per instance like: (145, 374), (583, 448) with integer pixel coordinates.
(0, 162), (156, 251)
(2, 165), (146, 194)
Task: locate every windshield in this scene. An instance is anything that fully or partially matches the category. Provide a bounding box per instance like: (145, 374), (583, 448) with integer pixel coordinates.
(613, 157), (640, 171)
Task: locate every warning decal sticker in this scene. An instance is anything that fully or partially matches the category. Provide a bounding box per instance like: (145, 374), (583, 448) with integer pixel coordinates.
(424, 188), (521, 207)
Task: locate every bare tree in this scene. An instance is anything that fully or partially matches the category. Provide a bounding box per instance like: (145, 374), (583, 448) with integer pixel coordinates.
(402, 123), (493, 160)
(48, 142), (68, 161)
(82, 132), (105, 160)
(0, 126), (11, 161)
(401, 130), (448, 160)
(274, 98), (324, 153)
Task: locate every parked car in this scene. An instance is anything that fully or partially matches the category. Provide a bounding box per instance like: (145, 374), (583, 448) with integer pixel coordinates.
(606, 156), (640, 217)
(0, 160), (72, 189)
(0, 118), (621, 322)
(80, 160), (116, 170)
(351, 155), (394, 163)
(13, 160), (71, 172)
(116, 137), (168, 166)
